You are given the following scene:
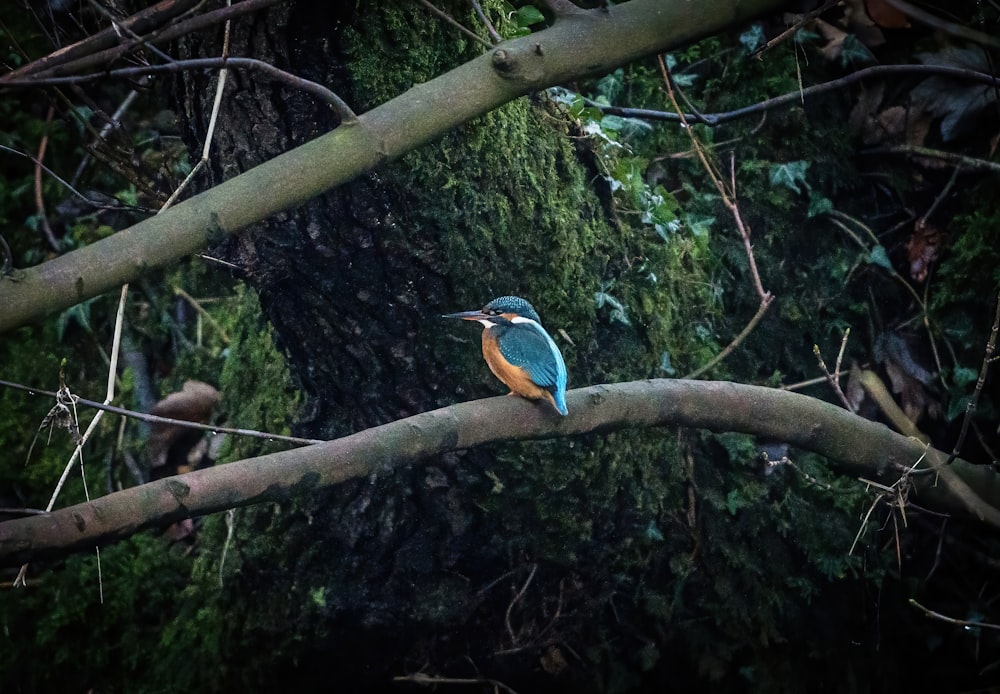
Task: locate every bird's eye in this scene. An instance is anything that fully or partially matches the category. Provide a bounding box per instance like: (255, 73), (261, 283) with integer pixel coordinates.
(486, 308), (499, 316)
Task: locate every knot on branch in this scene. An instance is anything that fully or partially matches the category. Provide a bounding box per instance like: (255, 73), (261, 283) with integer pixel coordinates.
(491, 46), (544, 83)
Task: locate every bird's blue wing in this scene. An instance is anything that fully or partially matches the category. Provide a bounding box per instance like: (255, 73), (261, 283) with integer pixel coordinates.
(498, 323), (567, 392)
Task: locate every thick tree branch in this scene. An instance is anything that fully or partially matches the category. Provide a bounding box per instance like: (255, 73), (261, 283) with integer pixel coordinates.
(3, 379), (1000, 567)
(0, 0), (785, 333)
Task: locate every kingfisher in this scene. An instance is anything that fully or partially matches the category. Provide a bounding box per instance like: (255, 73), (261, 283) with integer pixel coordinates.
(443, 295), (568, 415)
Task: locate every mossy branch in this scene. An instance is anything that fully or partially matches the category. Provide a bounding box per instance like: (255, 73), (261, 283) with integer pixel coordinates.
(3, 379), (1000, 567)
(0, 0), (785, 333)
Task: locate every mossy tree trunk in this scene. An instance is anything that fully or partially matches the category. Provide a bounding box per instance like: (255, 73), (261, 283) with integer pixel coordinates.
(167, 2), (673, 687)
(177, 2), (638, 432)
(162, 2), (865, 690)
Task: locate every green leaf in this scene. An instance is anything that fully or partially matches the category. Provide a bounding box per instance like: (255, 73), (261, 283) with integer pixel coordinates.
(514, 5), (545, 28)
(659, 352), (675, 376)
(739, 24), (766, 53)
(865, 245), (894, 272)
(594, 291), (631, 326)
(807, 190), (833, 218)
(947, 394), (971, 422)
(644, 520), (665, 542)
(769, 160), (810, 194)
(595, 69), (624, 102)
(684, 214), (715, 238)
(598, 114), (628, 132)
(725, 489), (750, 515)
(838, 34), (874, 67)
(952, 366), (979, 388)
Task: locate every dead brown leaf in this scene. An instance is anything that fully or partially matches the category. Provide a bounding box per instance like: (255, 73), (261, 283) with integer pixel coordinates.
(148, 380), (220, 471)
(905, 218), (942, 283)
(864, 0), (910, 28)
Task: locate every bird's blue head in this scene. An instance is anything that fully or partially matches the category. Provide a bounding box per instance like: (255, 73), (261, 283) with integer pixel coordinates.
(481, 295), (541, 323)
(442, 295), (543, 325)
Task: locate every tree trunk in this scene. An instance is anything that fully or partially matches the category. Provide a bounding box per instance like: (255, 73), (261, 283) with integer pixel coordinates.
(162, 1), (865, 690)
(171, 1), (668, 687)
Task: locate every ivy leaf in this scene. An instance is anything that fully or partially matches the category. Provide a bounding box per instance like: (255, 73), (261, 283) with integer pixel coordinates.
(838, 34), (875, 67)
(769, 160), (810, 194)
(739, 24), (766, 53)
(952, 366), (978, 389)
(56, 299), (96, 342)
(594, 291), (631, 325)
(865, 245), (894, 272)
(662, 53), (698, 87)
(514, 5), (545, 28)
(684, 214), (714, 237)
(807, 190), (833, 218)
(659, 351), (676, 376)
(947, 394), (971, 422)
(598, 114), (628, 133)
(596, 69), (624, 102)
(644, 520), (665, 542)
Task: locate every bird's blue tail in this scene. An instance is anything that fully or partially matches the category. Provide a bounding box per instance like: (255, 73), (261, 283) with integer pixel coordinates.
(553, 389), (568, 416)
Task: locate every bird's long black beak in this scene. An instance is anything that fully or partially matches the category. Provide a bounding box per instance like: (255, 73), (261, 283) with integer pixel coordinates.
(441, 310), (485, 320)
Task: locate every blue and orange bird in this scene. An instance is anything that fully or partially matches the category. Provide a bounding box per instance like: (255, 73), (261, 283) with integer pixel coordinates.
(443, 295), (568, 415)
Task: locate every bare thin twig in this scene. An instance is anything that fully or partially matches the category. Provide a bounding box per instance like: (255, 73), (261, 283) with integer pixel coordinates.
(72, 86), (142, 186)
(910, 598), (1000, 630)
(4, 58), (357, 122)
(393, 673), (520, 694)
(863, 145), (1000, 174)
(413, 0), (493, 48)
(0, 233), (12, 275)
(0, 377), (319, 446)
(85, 0), (178, 66)
(944, 288), (1000, 466)
(505, 563), (538, 646)
(780, 373), (846, 391)
(662, 56), (774, 379)
(813, 329), (854, 411)
(13, 285), (129, 591)
(750, 0), (841, 57)
(162, 7), (233, 209)
(923, 166), (960, 223)
(883, 0), (1000, 49)
(3, 0), (280, 82)
(33, 105), (60, 252)
(684, 300), (771, 380)
(580, 65), (1000, 126)
(0, 144), (106, 210)
(219, 508), (236, 586)
(468, 0), (501, 43)
(173, 287), (231, 344)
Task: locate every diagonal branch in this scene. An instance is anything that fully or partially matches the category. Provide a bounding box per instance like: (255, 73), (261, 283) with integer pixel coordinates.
(0, 0), (787, 333)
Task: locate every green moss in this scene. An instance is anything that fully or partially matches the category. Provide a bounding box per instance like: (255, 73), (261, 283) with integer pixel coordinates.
(216, 284), (301, 461)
